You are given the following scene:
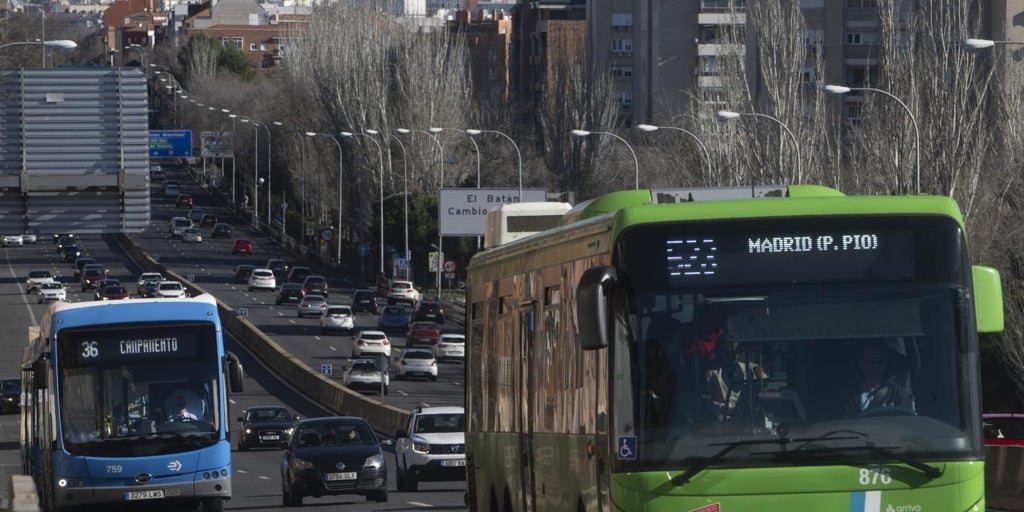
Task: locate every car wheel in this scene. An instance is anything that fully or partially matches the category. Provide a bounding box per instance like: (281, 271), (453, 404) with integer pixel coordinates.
(405, 472), (418, 492)
(395, 373), (404, 381)
(296, 312), (302, 318)
(201, 497), (225, 512)
(369, 490), (388, 502)
(319, 328), (326, 335)
(429, 375), (438, 382)
(238, 441), (247, 452)
(37, 298), (42, 304)
(383, 385), (389, 396)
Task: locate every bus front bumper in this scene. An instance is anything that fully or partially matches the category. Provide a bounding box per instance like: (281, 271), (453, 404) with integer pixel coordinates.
(54, 477), (231, 508)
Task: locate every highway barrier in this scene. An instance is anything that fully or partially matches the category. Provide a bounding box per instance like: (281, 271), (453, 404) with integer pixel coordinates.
(7, 475), (39, 512)
(986, 444), (1024, 510)
(114, 234), (410, 437)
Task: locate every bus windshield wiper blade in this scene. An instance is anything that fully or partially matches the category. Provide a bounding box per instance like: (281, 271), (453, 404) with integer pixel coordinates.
(673, 438), (791, 485)
(850, 444), (944, 479)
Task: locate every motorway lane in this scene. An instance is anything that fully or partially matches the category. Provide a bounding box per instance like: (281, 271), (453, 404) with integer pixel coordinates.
(132, 170), (466, 414)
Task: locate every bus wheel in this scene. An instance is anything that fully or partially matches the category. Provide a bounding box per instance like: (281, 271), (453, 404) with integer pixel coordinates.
(202, 497), (224, 512)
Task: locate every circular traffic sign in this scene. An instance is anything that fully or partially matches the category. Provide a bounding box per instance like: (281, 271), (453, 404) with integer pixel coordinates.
(358, 243), (371, 257)
(443, 259), (456, 273)
(320, 228), (334, 242)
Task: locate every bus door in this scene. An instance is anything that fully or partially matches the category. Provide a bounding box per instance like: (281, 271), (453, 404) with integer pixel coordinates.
(520, 306), (537, 511)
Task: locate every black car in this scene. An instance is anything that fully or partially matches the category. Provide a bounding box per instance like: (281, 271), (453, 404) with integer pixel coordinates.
(413, 300), (445, 324)
(200, 213), (219, 228)
(281, 417), (389, 505)
(287, 266), (313, 283)
(351, 289), (379, 314)
(266, 258), (289, 279)
(62, 244), (83, 262)
(276, 283), (305, 305)
(0, 378), (19, 414)
(52, 233), (73, 245)
(211, 223), (233, 239)
(234, 264), (256, 284)
(302, 275), (329, 298)
(237, 406), (298, 451)
(72, 257), (96, 280)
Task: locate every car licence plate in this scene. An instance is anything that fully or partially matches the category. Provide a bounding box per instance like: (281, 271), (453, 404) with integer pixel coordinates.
(324, 472), (358, 481)
(262, 435), (280, 440)
(441, 459), (466, 467)
(126, 489), (165, 500)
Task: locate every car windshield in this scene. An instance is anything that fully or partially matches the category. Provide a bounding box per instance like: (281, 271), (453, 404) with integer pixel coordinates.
(295, 422), (374, 447)
(1, 379), (19, 392)
(327, 307), (351, 315)
(404, 351), (433, 361)
(985, 418), (1024, 440)
(352, 361), (378, 372)
(159, 283), (182, 291)
(384, 307), (405, 315)
(41, 283), (62, 290)
(248, 408), (291, 422)
(361, 333), (386, 341)
(29, 271), (51, 278)
(415, 413), (464, 433)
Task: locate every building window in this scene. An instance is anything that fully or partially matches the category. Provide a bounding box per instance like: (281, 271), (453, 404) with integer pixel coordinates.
(611, 65), (633, 79)
(800, 67), (816, 85)
(221, 37), (243, 50)
(260, 43), (268, 51)
(616, 90), (632, 106)
(249, 43), (257, 51)
(698, 56), (720, 76)
(846, 31), (878, 45)
(611, 39), (633, 56)
(702, 87), (725, 105)
(261, 61), (270, 69)
(845, 65), (878, 87)
(611, 13), (632, 31)
(846, 0), (877, 7)
(804, 29), (823, 47)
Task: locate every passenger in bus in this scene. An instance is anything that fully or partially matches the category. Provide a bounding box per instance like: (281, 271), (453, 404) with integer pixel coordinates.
(842, 343), (915, 417)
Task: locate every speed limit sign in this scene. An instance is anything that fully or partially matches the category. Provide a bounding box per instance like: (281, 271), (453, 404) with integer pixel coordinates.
(443, 259), (456, 273)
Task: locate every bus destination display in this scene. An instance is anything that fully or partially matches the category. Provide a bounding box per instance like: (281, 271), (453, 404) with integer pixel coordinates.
(667, 230), (914, 285)
(69, 332), (199, 364)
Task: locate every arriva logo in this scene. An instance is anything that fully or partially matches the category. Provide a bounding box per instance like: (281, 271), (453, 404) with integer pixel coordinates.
(885, 505), (923, 512)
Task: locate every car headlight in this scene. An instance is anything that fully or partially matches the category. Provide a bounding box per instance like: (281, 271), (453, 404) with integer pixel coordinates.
(412, 443), (431, 453)
(291, 457), (314, 471)
(245, 428), (252, 434)
(284, 427), (294, 436)
(364, 454), (384, 469)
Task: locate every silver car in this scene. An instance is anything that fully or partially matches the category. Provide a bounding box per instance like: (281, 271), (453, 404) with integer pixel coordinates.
(248, 268), (276, 291)
(182, 227), (203, 244)
(296, 294), (328, 318)
(320, 305), (355, 335)
(433, 333), (466, 362)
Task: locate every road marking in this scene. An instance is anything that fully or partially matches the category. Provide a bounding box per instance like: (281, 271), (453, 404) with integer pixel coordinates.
(229, 399), (236, 404)
(328, 346), (337, 351)
(406, 501), (433, 507)
(314, 336), (322, 341)
(258, 475), (272, 480)
(236, 469), (248, 474)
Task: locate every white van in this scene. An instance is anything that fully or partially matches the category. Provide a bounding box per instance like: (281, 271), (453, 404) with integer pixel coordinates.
(169, 216), (192, 238)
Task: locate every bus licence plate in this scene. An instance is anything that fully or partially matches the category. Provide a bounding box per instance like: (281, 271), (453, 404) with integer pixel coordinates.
(126, 490), (165, 500)
(441, 459), (466, 467)
(324, 472), (357, 481)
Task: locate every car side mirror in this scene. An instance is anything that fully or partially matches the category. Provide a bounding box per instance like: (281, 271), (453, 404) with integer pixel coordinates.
(380, 439), (394, 447)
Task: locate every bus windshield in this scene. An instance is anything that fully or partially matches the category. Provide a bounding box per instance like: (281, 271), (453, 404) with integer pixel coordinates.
(614, 215), (978, 471)
(57, 323), (221, 456)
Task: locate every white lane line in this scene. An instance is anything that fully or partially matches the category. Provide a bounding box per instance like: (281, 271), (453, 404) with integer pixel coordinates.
(229, 399), (236, 405)
(406, 501), (433, 507)
(328, 346), (337, 351)
(257, 476), (272, 480)
(236, 469), (248, 474)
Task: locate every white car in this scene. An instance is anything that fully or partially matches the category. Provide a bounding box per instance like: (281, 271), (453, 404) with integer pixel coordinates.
(296, 294), (327, 318)
(394, 406), (466, 492)
(154, 281), (188, 298)
(342, 358), (389, 395)
(386, 280), (421, 306)
(2, 234), (23, 247)
(248, 268), (276, 291)
(434, 333), (466, 362)
(136, 272), (164, 293)
(25, 270), (56, 294)
(182, 227), (203, 244)
(21, 233), (37, 244)
(37, 282), (67, 304)
(352, 330), (391, 358)
(320, 305), (355, 335)
(395, 349), (438, 381)
(163, 183), (180, 197)
(169, 216), (191, 238)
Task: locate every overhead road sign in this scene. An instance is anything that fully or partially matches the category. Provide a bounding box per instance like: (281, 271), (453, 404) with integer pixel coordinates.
(149, 130), (193, 158)
(439, 188), (547, 236)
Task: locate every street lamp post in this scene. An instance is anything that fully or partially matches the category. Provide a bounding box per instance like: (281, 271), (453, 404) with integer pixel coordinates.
(239, 116), (261, 227)
(961, 38), (1024, 50)
(571, 129), (640, 190)
(431, 128), (482, 249)
(0, 40), (76, 67)
(636, 124), (714, 186)
(398, 128), (445, 299)
(344, 130), (386, 276)
(823, 85), (920, 194)
(466, 129), (522, 196)
(715, 110), (802, 185)
(319, 133), (344, 264)
(387, 133), (410, 278)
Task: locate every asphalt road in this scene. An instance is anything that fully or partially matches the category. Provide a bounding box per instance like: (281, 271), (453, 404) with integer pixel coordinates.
(0, 169), (467, 511)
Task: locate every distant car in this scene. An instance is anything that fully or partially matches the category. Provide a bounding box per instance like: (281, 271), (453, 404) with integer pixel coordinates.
(301, 275), (328, 298)
(386, 281), (420, 306)
(136, 272), (164, 294)
(280, 416), (389, 505)
(199, 213), (218, 228)
(434, 333), (466, 362)
(377, 305), (410, 331)
(150, 169), (166, 183)
(62, 244), (82, 262)
(296, 294), (328, 318)
(72, 257), (97, 280)
(25, 270), (55, 294)
(395, 349), (438, 381)
(320, 305), (355, 335)
(37, 282), (67, 304)
(1, 378), (21, 413)
(93, 278), (121, 294)
(187, 208), (206, 223)
(164, 183), (181, 198)
(232, 239), (254, 255)
(211, 223), (233, 239)
(352, 330), (391, 358)
(175, 194), (193, 208)
(984, 413), (1024, 446)
(55, 236), (75, 252)
(276, 282), (305, 305)
(21, 232), (37, 244)
(341, 359), (390, 395)
(79, 268), (107, 291)
(97, 285), (131, 301)
(287, 266), (313, 283)
(182, 227), (203, 244)
(138, 279), (162, 298)
(155, 281), (188, 298)
(351, 289), (379, 315)
(413, 300), (445, 324)
(266, 258), (290, 279)
(237, 406), (298, 451)
(2, 234), (23, 247)
(52, 233), (74, 245)
(169, 217), (192, 238)
(234, 264), (256, 284)
(248, 268), (276, 291)
(406, 322), (442, 348)
(394, 406), (466, 492)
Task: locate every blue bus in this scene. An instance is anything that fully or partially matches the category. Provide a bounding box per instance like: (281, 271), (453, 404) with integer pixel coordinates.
(20, 294), (244, 511)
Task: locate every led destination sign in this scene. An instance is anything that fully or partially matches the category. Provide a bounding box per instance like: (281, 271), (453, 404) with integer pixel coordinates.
(70, 332), (199, 364)
(666, 229), (914, 286)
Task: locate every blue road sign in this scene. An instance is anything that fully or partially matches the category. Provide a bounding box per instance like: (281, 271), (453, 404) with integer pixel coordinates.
(149, 130), (193, 158)
(357, 243), (370, 257)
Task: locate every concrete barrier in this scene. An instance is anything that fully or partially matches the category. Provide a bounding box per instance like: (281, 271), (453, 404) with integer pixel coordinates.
(986, 445), (1024, 510)
(115, 234), (410, 437)
(8, 475), (39, 512)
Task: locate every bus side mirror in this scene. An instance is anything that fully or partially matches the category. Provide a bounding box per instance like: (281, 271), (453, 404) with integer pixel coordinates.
(226, 351), (244, 392)
(576, 265), (617, 350)
(973, 265), (1004, 334)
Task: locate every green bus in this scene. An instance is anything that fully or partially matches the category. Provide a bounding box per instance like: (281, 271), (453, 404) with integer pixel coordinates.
(464, 186), (1003, 512)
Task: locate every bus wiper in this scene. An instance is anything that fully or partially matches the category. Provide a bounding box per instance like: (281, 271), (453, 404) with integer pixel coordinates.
(672, 437), (791, 485)
(763, 430), (943, 479)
